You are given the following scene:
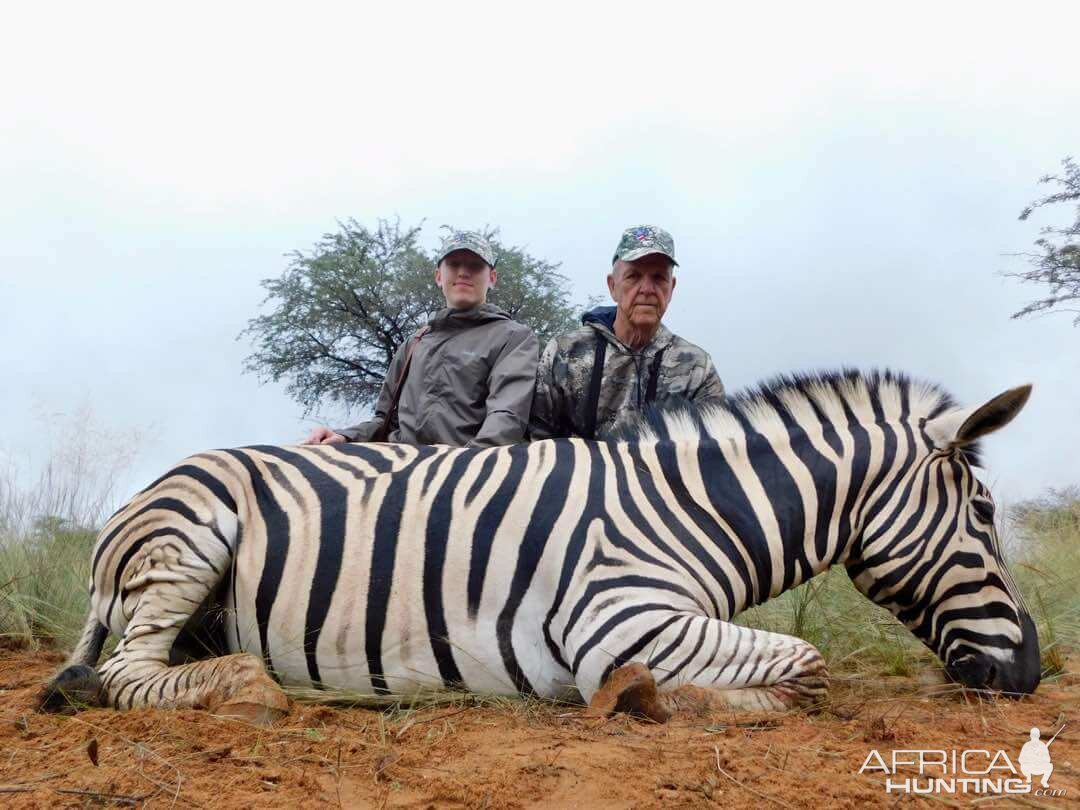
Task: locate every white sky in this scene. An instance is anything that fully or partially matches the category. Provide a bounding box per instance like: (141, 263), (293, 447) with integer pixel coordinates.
(2, 2), (1078, 515)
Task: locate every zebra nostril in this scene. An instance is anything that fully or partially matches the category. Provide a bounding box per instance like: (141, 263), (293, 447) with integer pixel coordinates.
(985, 664), (997, 688)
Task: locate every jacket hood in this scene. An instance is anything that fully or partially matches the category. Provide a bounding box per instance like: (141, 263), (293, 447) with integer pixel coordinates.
(581, 305), (618, 330)
(430, 302), (513, 329)
(581, 304), (673, 352)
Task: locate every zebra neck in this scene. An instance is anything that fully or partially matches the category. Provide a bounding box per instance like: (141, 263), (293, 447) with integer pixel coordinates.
(642, 422), (906, 617)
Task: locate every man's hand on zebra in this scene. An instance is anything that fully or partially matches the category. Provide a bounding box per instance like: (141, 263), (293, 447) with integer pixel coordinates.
(303, 426), (347, 445)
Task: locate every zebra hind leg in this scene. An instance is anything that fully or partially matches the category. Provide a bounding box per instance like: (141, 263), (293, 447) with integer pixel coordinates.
(94, 537), (286, 724)
(97, 586), (289, 724)
(42, 636), (288, 724)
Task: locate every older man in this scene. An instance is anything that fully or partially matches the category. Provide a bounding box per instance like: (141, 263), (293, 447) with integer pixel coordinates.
(305, 231), (539, 448)
(530, 225), (724, 440)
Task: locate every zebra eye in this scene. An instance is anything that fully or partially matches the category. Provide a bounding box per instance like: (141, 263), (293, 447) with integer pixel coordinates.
(971, 499), (995, 525)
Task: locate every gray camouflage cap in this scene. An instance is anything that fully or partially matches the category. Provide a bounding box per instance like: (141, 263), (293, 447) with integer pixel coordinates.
(612, 224), (678, 267)
(436, 231), (497, 268)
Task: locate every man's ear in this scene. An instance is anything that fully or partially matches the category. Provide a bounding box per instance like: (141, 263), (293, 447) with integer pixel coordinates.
(924, 385), (1032, 448)
(607, 272), (617, 299)
(489, 268), (497, 287)
(434, 265), (443, 286)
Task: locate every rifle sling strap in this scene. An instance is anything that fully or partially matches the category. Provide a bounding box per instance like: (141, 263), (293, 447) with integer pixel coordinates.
(374, 324), (431, 442)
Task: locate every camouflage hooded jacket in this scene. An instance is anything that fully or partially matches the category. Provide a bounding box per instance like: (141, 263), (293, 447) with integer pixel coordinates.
(530, 306), (725, 440)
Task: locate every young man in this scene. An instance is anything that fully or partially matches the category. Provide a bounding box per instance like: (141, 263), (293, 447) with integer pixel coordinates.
(530, 224), (725, 440)
(305, 231), (539, 448)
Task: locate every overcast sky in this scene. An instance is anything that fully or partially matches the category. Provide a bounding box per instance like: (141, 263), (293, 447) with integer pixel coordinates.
(2, 2), (1078, 518)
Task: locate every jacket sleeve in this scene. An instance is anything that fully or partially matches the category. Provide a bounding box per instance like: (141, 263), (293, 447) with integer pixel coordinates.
(528, 338), (565, 441)
(468, 326), (541, 448)
(691, 358), (726, 405)
(336, 342), (409, 442)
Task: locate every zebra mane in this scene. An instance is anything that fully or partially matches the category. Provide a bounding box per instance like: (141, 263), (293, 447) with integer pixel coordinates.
(621, 368), (982, 466)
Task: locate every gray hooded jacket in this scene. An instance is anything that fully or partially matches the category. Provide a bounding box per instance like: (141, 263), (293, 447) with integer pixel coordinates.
(530, 306), (725, 440)
(338, 304), (538, 447)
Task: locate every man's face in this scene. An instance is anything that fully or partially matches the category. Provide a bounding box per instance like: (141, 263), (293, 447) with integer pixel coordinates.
(607, 254), (676, 330)
(435, 250), (496, 309)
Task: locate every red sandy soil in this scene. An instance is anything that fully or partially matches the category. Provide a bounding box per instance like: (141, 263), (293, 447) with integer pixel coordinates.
(1, 642), (1077, 808)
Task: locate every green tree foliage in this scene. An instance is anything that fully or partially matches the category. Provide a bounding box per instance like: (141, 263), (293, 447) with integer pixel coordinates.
(242, 219), (583, 414)
(1008, 156), (1080, 324)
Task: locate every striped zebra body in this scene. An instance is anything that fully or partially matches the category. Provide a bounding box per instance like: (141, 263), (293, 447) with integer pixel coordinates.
(43, 371), (1040, 721)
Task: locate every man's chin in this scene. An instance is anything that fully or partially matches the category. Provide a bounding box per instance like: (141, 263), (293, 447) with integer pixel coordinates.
(629, 313), (660, 329)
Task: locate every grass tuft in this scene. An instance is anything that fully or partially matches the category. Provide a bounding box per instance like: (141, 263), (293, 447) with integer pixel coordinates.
(1, 521), (96, 650)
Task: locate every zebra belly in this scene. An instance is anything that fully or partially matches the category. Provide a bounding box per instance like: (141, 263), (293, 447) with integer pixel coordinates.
(218, 502), (576, 699)
(219, 580), (573, 699)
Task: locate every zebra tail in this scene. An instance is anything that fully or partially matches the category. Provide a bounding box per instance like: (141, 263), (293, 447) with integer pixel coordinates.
(38, 611), (108, 714)
(68, 610), (109, 667)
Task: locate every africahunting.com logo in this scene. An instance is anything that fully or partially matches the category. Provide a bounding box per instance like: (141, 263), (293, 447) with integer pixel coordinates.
(860, 724), (1068, 797)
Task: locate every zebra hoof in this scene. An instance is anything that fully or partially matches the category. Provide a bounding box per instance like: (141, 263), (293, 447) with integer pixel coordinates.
(586, 663), (671, 723)
(209, 672), (289, 727)
(38, 665), (105, 714)
(212, 697), (288, 727)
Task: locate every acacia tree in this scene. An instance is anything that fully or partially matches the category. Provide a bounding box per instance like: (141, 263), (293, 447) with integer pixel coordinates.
(1008, 156), (1080, 324)
(242, 219), (583, 414)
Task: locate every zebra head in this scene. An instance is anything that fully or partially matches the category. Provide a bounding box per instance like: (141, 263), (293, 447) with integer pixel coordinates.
(847, 384), (1040, 695)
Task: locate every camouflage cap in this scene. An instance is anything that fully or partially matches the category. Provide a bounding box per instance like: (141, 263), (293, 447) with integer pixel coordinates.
(612, 224), (678, 267)
(436, 231), (497, 268)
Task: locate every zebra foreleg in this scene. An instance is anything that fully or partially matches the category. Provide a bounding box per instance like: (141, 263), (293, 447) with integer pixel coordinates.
(573, 612), (828, 720)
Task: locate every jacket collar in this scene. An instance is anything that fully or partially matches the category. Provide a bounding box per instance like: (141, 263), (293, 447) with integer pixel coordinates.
(429, 302), (511, 330)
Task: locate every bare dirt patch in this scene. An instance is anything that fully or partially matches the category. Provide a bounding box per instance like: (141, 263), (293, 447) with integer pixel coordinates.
(1, 650), (1077, 808)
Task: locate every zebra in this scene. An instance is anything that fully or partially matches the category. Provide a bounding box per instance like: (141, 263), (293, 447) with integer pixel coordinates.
(40, 370), (1040, 724)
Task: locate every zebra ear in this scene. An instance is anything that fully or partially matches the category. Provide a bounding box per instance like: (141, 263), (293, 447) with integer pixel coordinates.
(925, 385), (1032, 448)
